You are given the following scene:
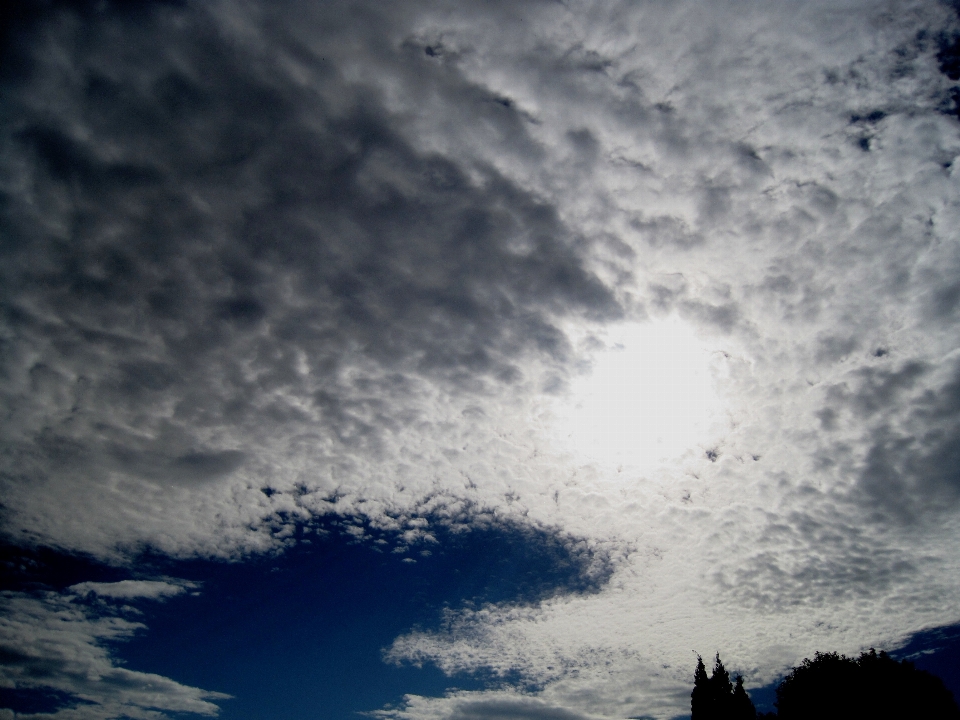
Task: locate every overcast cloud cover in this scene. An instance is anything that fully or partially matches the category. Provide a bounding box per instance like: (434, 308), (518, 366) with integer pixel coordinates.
(3, 0), (960, 717)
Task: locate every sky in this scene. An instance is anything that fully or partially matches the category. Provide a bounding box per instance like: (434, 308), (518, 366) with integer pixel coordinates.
(2, 0), (960, 718)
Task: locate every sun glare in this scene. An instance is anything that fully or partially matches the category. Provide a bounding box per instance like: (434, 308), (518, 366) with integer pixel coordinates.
(552, 317), (723, 472)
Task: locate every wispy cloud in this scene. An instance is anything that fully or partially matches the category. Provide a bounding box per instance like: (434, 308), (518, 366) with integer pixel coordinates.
(67, 580), (196, 601)
(0, 590), (228, 720)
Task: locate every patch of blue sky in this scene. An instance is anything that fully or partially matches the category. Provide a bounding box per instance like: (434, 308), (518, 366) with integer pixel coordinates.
(2, 517), (609, 720)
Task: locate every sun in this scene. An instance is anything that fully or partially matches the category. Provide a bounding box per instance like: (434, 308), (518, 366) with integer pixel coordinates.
(551, 316), (723, 471)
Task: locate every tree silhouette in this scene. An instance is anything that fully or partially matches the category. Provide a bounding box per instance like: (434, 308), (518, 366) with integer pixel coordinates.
(709, 652), (733, 715)
(692, 647), (960, 719)
(732, 675), (756, 720)
(691, 655), (710, 720)
(775, 648), (960, 720)
(691, 653), (756, 720)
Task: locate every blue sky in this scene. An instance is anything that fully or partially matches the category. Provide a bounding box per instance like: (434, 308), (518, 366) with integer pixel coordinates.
(2, 531), (959, 719)
(0, 522), (608, 718)
(3, 0), (960, 718)
(115, 520), (604, 720)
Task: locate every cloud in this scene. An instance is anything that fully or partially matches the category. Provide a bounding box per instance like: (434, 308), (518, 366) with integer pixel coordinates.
(0, 590), (228, 720)
(370, 691), (596, 720)
(375, 0), (960, 712)
(67, 580), (195, 600)
(0, 0), (621, 558)
(446, 698), (589, 720)
(3, 0), (960, 717)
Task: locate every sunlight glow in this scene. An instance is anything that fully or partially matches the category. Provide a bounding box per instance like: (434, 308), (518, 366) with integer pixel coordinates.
(553, 317), (723, 471)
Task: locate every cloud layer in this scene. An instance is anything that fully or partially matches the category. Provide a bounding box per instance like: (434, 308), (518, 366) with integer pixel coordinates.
(3, 0), (960, 717)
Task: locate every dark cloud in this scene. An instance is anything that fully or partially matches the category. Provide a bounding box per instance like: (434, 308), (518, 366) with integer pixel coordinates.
(857, 358), (960, 518)
(929, 278), (960, 319)
(643, 272), (741, 332)
(681, 299), (740, 333)
(811, 360), (960, 522)
(448, 697), (591, 720)
(815, 335), (860, 364)
(859, 425), (960, 522)
(845, 362), (930, 417)
(113, 448), (247, 484)
(631, 215), (704, 250)
(937, 9), (960, 118)
(0, 0), (619, 540)
(719, 501), (923, 611)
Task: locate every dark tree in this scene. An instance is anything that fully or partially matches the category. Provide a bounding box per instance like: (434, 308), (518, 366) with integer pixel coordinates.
(692, 655), (710, 720)
(775, 648), (960, 720)
(776, 651), (857, 719)
(708, 652), (733, 714)
(692, 653), (756, 720)
(732, 675), (757, 720)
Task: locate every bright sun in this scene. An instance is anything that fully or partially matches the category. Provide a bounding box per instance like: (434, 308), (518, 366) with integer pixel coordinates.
(551, 316), (723, 471)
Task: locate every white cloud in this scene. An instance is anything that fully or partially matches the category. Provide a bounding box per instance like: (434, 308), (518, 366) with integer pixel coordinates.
(67, 581), (195, 600)
(369, 691), (598, 720)
(0, 591), (229, 720)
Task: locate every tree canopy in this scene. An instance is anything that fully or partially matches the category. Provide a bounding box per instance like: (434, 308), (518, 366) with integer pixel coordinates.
(692, 648), (960, 720)
(776, 649), (960, 720)
(691, 653), (756, 720)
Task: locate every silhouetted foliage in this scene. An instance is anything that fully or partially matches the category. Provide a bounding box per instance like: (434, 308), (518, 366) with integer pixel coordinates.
(692, 653), (756, 720)
(692, 655), (710, 720)
(775, 648), (960, 720)
(691, 647), (960, 720)
(732, 676), (756, 720)
(709, 653), (733, 710)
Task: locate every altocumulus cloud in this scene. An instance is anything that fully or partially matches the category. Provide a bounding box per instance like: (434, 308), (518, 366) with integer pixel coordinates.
(2, 0), (960, 718)
(1, 0), (619, 560)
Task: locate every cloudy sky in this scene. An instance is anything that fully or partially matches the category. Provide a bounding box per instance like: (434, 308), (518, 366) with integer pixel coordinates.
(3, 0), (960, 718)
